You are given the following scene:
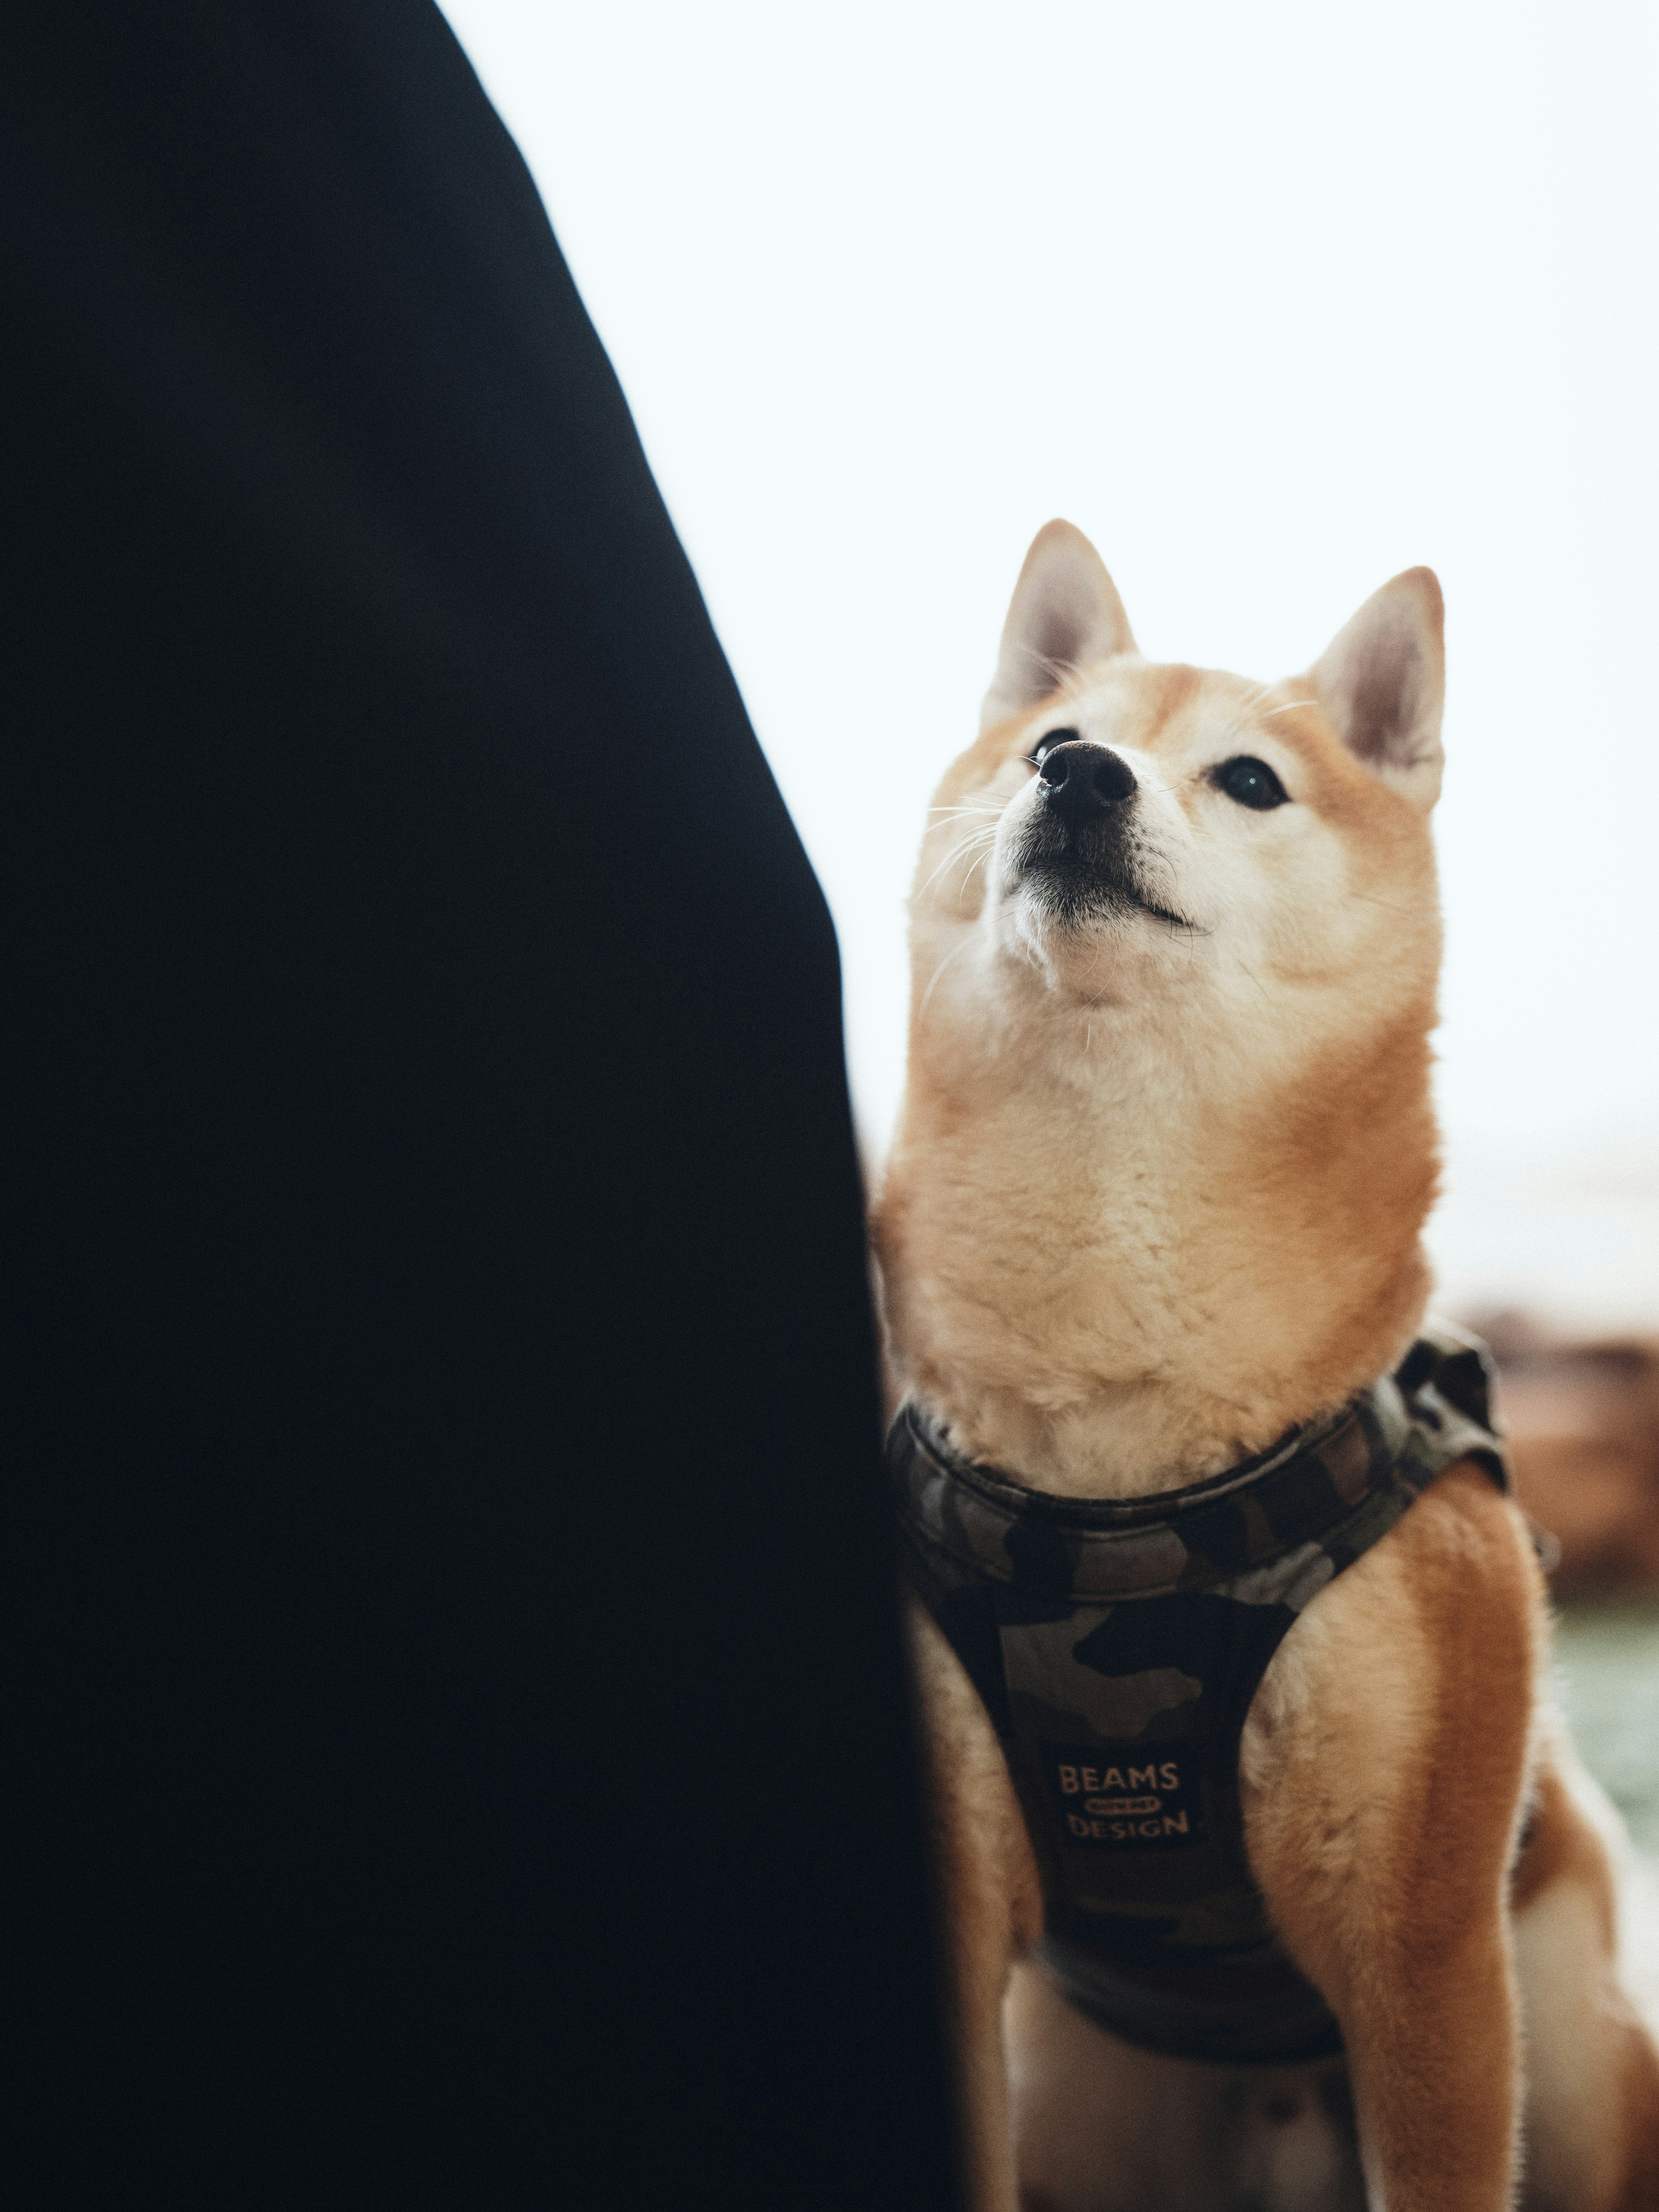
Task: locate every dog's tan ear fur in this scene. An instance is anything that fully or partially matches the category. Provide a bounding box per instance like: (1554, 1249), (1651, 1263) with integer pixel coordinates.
(1309, 568), (1446, 811)
(980, 520), (1137, 733)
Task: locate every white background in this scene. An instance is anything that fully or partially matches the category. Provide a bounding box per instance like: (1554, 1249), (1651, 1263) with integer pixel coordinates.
(444, 0), (1659, 1326)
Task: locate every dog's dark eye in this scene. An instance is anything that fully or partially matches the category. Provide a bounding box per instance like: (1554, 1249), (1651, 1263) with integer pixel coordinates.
(1028, 726), (1080, 767)
(1214, 756), (1289, 810)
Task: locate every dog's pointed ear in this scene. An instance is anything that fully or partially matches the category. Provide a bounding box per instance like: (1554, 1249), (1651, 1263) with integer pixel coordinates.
(1309, 568), (1446, 811)
(980, 521), (1137, 732)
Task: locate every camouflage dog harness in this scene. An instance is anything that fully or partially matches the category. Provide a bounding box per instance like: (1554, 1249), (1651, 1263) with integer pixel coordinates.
(890, 1328), (1507, 2066)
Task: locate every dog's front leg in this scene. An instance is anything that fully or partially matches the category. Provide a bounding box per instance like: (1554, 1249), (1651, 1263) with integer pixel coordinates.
(909, 1605), (1042, 2212)
(1241, 1465), (1544, 2210)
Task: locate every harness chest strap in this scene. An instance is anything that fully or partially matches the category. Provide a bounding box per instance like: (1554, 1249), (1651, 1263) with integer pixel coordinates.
(888, 1326), (1510, 2068)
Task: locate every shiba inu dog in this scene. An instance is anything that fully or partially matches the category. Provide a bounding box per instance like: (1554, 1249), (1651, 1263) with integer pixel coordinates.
(872, 524), (1659, 2212)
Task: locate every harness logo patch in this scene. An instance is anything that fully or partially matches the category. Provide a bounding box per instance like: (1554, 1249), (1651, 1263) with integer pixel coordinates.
(1041, 1740), (1205, 1850)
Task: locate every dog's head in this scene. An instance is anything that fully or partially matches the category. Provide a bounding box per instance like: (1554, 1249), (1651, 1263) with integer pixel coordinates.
(881, 524), (1449, 1471)
(910, 521), (1445, 1069)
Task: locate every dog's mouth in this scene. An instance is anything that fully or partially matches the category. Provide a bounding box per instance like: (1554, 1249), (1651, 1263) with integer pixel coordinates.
(1009, 823), (1198, 934)
(1029, 865), (1197, 933)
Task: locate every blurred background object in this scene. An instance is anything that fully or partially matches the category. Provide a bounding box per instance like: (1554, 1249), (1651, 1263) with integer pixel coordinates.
(1479, 1316), (1659, 1601)
(1554, 1605), (1659, 1859)
(1475, 1317), (1659, 1875)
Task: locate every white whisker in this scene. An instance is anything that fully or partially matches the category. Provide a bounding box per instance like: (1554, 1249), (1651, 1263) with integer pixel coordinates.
(958, 842), (997, 892)
(1256, 698), (1316, 722)
(1005, 640), (1088, 706)
(1211, 679), (1281, 755)
(917, 934), (973, 1020)
(917, 827), (998, 901)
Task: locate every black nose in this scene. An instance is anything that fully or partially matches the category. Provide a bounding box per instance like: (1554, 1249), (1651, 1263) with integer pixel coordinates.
(1037, 740), (1137, 825)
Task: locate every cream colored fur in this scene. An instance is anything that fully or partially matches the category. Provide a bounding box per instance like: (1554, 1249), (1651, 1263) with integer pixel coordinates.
(874, 524), (1659, 2212)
